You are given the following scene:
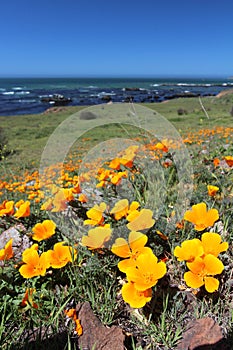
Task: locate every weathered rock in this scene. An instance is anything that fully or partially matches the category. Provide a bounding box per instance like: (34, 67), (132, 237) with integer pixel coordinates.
(177, 317), (224, 350)
(77, 302), (125, 350)
(0, 225), (30, 262)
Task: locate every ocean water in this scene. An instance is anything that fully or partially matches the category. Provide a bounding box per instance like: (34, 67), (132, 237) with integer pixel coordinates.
(0, 77), (233, 116)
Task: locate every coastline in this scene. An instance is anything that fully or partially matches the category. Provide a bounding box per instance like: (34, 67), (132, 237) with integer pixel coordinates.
(1, 77), (233, 116)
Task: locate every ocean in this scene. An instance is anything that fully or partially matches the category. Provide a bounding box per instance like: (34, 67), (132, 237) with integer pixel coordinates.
(0, 77), (233, 116)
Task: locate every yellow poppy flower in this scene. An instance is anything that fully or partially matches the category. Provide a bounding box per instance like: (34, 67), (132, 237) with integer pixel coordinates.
(110, 199), (129, 220)
(14, 201), (30, 218)
(84, 202), (106, 226)
(121, 281), (152, 308)
(207, 185), (219, 197)
(19, 249), (50, 278)
(0, 200), (14, 216)
(185, 254), (224, 293)
(201, 232), (228, 257)
(127, 209), (155, 231)
(184, 202), (219, 231)
(224, 156), (233, 167)
(46, 242), (77, 269)
(32, 220), (56, 242)
(126, 251), (166, 291)
(0, 238), (14, 261)
(81, 227), (112, 250)
(174, 238), (204, 262)
(111, 231), (152, 272)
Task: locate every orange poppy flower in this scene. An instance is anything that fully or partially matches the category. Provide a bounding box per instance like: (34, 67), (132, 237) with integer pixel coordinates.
(81, 227), (112, 250)
(126, 251), (166, 291)
(84, 202), (106, 226)
(46, 242), (77, 269)
(14, 200), (30, 218)
(32, 220), (56, 242)
(110, 171), (128, 185)
(19, 248), (50, 278)
(52, 188), (74, 212)
(78, 193), (88, 203)
(64, 308), (83, 336)
(213, 158), (220, 167)
(0, 238), (14, 261)
(174, 239), (204, 262)
(21, 288), (38, 309)
(110, 199), (129, 220)
(111, 231), (152, 272)
(0, 200), (14, 216)
(185, 254), (224, 293)
(121, 281), (152, 308)
(224, 156), (233, 167)
(201, 232), (228, 257)
(127, 209), (155, 231)
(40, 198), (53, 211)
(183, 202), (219, 231)
(207, 185), (219, 197)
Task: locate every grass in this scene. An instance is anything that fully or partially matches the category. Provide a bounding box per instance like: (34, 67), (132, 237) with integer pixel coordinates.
(0, 95), (233, 349)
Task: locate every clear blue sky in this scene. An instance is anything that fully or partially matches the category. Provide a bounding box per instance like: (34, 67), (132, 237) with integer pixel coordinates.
(1, 0), (233, 77)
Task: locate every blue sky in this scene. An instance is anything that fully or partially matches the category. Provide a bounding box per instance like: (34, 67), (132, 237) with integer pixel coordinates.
(1, 0), (233, 77)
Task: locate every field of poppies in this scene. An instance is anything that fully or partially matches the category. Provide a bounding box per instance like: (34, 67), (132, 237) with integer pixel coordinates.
(0, 98), (233, 349)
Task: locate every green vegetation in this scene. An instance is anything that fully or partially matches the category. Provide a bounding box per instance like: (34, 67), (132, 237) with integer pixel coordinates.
(0, 95), (233, 349)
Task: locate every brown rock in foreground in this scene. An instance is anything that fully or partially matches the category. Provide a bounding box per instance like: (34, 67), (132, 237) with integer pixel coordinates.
(177, 317), (227, 350)
(77, 302), (125, 350)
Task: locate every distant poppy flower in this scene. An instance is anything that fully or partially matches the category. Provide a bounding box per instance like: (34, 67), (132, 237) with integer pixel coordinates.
(0, 200), (14, 216)
(121, 281), (152, 308)
(108, 157), (133, 170)
(46, 242), (77, 269)
(174, 239), (204, 262)
(52, 188), (74, 212)
(127, 209), (155, 231)
(110, 171), (128, 185)
(14, 200), (30, 218)
(207, 185), (219, 197)
(32, 220), (56, 242)
(126, 251), (166, 291)
(40, 198), (53, 211)
(184, 202), (219, 231)
(184, 254), (224, 293)
(0, 238), (14, 260)
(84, 202), (106, 226)
(81, 227), (112, 250)
(111, 231), (152, 272)
(224, 156), (233, 167)
(213, 158), (220, 167)
(78, 193), (88, 203)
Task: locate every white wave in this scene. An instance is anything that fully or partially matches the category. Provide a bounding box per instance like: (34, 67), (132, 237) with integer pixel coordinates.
(0, 88), (6, 92)
(88, 85), (98, 88)
(15, 91), (30, 95)
(18, 99), (37, 103)
(151, 83), (160, 86)
(97, 91), (116, 97)
(12, 86), (23, 90)
(2, 91), (15, 95)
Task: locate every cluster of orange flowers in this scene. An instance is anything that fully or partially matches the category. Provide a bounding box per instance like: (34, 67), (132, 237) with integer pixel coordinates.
(112, 231), (166, 308)
(174, 202), (228, 293)
(0, 133), (231, 314)
(0, 199), (30, 218)
(19, 240), (76, 279)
